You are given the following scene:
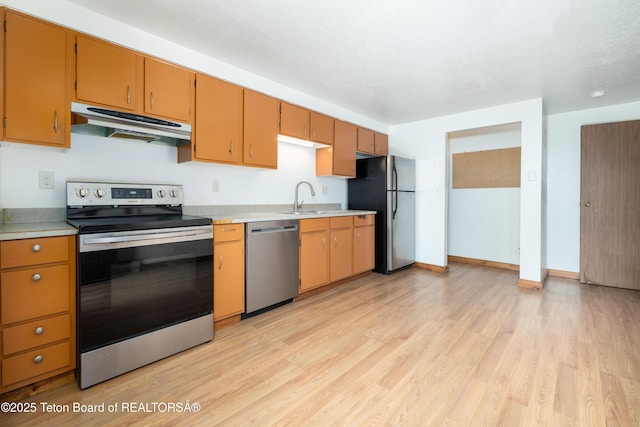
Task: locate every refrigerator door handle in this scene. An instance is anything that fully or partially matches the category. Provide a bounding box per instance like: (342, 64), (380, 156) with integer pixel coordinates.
(392, 190), (398, 220)
(392, 161), (398, 192)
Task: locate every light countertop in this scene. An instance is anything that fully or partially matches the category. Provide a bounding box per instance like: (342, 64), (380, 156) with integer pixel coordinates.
(0, 222), (77, 241)
(207, 210), (376, 224)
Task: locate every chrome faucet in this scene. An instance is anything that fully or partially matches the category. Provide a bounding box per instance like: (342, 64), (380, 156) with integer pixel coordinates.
(293, 181), (316, 212)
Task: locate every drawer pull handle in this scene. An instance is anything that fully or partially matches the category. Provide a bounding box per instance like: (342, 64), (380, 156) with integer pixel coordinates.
(220, 228), (236, 232)
(357, 215), (367, 220)
(32, 244), (42, 252)
(32, 273), (42, 282)
(35, 327), (44, 335)
(33, 355), (43, 364)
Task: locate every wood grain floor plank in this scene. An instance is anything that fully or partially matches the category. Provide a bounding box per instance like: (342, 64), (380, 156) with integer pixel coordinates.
(2, 264), (639, 426)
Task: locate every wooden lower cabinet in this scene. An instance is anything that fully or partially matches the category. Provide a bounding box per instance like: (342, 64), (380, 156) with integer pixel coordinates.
(353, 215), (375, 274)
(300, 216), (373, 292)
(213, 224), (245, 321)
(299, 218), (330, 292)
(0, 235), (76, 394)
(329, 217), (354, 284)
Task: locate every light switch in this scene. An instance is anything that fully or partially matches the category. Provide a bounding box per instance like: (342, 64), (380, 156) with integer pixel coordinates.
(528, 170), (537, 182)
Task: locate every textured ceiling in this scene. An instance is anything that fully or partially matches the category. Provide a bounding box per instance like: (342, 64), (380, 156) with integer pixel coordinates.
(65, 0), (640, 125)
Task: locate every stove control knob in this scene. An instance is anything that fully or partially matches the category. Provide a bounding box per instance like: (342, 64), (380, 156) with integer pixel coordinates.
(157, 189), (166, 198)
(169, 189), (179, 198)
(76, 188), (88, 198)
(95, 188), (106, 198)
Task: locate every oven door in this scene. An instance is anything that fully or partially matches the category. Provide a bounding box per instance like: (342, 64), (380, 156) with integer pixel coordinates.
(78, 226), (213, 353)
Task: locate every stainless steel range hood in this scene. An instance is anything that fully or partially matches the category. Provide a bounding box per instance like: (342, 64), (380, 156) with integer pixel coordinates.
(71, 102), (191, 145)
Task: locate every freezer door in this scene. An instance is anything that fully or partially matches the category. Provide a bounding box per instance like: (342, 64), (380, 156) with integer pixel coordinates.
(389, 156), (416, 192)
(387, 190), (416, 272)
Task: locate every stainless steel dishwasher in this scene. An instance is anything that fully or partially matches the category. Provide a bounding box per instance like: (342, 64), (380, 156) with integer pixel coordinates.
(244, 219), (300, 317)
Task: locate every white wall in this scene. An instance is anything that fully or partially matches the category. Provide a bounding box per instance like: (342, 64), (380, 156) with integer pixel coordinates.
(0, 135), (346, 208)
(391, 99), (545, 282)
(447, 125), (521, 265)
(545, 101), (640, 273)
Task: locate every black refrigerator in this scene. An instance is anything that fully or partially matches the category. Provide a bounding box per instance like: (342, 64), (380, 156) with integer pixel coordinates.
(348, 156), (416, 274)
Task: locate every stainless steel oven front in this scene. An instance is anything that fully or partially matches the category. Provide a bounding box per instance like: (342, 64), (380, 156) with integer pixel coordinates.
(78, 227), (214, 391)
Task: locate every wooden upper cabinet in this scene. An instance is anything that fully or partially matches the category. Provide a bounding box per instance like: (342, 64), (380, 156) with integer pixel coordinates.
(5, 11), (68, 147)
(76, 35), (140, 111)
(243, 90), (278, 169)
(280, 102), (309, 139)
(374, 132), (389, 156)
(144, 57), (194, 123)
(317, 120), (356, 177)
(310, 112), (334, 145)
(357, 127), (375, 154)
(191, 74), (243, 164)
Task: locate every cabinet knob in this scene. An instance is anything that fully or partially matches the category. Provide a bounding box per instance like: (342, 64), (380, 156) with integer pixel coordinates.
(32, 273), (42, 282)
(35, 326), (44, 335)
(32, 244), (41, 252)
(585, 201), (591, 207)
(33, 355), (44, 364)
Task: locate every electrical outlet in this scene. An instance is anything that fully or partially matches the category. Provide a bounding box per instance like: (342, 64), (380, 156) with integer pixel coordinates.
(322, 185), (328, 195)
(212, 180), (221, 193)
(39, 171), (54, 189)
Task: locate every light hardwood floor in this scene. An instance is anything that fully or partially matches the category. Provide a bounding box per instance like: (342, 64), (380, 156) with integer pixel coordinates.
(3, 263), (640, 426)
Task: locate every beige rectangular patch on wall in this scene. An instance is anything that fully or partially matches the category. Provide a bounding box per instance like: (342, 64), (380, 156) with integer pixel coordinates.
(452, 147), (521, 188)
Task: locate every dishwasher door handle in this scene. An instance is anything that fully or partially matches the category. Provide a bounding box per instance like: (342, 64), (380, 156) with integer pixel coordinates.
(249, 225), (298, 234)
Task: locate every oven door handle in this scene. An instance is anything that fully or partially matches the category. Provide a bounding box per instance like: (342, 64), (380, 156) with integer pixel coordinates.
(80, 226), (213, 252)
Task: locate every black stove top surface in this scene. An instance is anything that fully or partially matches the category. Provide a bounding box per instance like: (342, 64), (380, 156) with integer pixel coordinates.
(67, 214), (212, 234)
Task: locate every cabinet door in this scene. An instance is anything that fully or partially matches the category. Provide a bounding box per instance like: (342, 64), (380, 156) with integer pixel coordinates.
(144, 57), (194, 122)
(5, 11), (67, 146)
(310, 112), (334, 145)
(300, 230), (329, 292)
(76, 35), (139, 111)
(333, 120), (357, 177)
(357, 127), (375, 154)
(330, 228), (353, 282)
(353, 225), (375, 274)
(195, 74), (243, 163)
(280, 102), (309, 139)
(374, 132), (389, 156)
(243, 90), (278, 168)
(214, 240), (245, 321)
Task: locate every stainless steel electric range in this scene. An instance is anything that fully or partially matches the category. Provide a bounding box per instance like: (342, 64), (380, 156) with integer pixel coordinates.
(66, 181), (213, 389)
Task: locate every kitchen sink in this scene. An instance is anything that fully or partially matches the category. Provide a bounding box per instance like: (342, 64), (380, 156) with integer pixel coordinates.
(287, 210), (347, 215)
(288, 210), (320, 215)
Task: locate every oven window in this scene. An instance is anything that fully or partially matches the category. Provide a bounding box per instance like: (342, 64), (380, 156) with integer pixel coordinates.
(79, 239), (213, 352)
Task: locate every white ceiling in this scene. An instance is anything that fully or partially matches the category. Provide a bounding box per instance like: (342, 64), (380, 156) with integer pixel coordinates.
(65, 0), (640, 125)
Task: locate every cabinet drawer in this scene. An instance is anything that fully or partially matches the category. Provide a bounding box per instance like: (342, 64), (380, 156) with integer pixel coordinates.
(353, 214), (375, 227)
(0, 236), (69, 269)
(214, 224), (244, 243)
(1, 265), (69, 325)
(2, 341), (70, 387)
(330, 216), (353, 229)
(3, 314), (71, 356)
(300, 218), (330, 233)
